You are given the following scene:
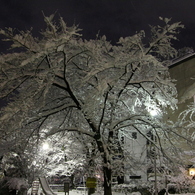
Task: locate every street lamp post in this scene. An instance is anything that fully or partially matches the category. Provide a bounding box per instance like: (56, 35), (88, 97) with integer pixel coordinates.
(149, 108), (159, 195)
(154, 146), (158, 195)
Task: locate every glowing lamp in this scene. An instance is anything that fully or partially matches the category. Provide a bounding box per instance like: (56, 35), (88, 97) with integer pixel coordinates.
(189, 168), (195, 176)
(42, 142), (49, 150)
(150, 109), (158, 116)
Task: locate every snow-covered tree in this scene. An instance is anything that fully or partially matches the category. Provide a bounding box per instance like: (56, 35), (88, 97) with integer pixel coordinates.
(0, 14), (185, 195)
(36, 133), (89, 182)
(0, 152), (28, 195)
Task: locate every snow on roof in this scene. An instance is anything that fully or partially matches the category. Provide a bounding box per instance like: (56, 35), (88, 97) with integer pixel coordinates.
(170, 52), (195, 67)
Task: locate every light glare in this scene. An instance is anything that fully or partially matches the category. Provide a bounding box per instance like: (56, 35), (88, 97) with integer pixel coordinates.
(150, 109), (158, 116)
(189, 168), (195, 176)
(42, 142), (49, 150)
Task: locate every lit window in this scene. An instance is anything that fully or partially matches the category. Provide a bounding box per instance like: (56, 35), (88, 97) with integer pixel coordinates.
(189, 168), (195, 176)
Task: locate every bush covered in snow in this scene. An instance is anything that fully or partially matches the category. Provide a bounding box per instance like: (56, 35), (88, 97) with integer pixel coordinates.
(0, 152), (28, 195)
(0, 177), (28, 195)
(113, 183), (152, 194)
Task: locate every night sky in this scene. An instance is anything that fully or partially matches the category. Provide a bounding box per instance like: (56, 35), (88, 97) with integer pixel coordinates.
(0, 0), (195, 53)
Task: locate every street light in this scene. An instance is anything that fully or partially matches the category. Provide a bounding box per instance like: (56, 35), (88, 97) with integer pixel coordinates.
(42, 142), (49, 150)
(150, 109), (158, 117)
(42, 142), (50, 165)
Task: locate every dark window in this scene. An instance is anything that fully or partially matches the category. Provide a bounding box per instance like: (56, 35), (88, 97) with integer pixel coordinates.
(121, 136), (124, 144)
(129, 175), (141, 179)
(147, 131), (157, 144)
(132, 132), (137, 139)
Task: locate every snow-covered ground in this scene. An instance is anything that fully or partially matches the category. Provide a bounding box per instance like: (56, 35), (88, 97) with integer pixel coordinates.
(56, 190), (195, 195)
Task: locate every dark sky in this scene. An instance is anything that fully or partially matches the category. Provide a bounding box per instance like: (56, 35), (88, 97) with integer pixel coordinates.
(0, 0), (195, 107)
(0, 0), (195, 52)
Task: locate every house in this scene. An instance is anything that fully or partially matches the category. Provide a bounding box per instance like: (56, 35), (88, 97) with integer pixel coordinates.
(168, 52), (195, 121)
(167, 52), (195, 167)
(123, 52), (195, 184)
(123, 131), (148, 183)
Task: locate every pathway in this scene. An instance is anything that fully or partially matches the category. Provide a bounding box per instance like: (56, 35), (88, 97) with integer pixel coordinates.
(56, 191), (195, 195)
(56, 190), (125, 195)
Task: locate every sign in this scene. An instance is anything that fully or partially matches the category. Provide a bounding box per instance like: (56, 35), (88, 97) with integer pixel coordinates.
(86, 177), (97, 188)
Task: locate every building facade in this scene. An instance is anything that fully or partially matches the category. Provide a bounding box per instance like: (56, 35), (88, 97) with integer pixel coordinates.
(123, 52), (195, 184)
(168, 52), (195, 166)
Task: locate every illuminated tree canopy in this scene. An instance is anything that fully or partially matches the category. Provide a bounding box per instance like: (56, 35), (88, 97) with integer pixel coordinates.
(0, 15), (185, 195)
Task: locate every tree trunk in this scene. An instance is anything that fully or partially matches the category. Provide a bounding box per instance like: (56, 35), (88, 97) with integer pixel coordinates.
(94, 134), (112, 195)
(103, 166), (112, 195)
